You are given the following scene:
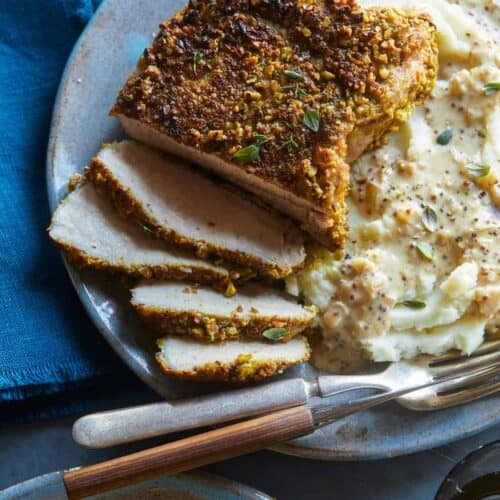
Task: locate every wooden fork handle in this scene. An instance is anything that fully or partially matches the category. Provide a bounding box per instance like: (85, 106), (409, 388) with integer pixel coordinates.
(63, 405), (314, 499)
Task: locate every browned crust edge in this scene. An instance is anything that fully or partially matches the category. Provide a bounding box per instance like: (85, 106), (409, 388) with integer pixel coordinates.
(87, 156), (299, 279)
(115, 116), (343, 249)
(49, 237), (230, 286)
(109, 5), (438, 250)
(155, 336), (311, 383)
(310, 143), (349, 248)
(134, 303), (316, 342)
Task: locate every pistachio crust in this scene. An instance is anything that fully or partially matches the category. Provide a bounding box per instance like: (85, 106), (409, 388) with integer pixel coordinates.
(112, 0), (438, 247)
(156, 335), (311, 383)
(87, 154), (303, 279)
(52, 238), (230, 285)
(135, 303), (316, 342)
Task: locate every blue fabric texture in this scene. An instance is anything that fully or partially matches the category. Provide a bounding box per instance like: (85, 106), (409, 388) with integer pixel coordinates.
(0, 0), (130, 411)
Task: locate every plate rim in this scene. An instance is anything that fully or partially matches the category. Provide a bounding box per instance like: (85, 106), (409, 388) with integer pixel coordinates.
(45, 0), (177, 402)
(0, 469), (273, 499)
(46, 0), (500, 462)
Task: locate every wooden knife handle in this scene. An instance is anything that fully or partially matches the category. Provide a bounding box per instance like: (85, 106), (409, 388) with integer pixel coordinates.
(64, 405), (314, 499)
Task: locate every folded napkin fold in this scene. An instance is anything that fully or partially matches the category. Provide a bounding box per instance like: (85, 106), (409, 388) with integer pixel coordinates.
(0, 0), (133, 418)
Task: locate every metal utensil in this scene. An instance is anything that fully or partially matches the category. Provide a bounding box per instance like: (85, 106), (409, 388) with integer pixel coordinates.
(73, 340), (500, 449)
(1, 469), (273, 500)
(64, 361), (500, 498)
(398, 339), (500, 410)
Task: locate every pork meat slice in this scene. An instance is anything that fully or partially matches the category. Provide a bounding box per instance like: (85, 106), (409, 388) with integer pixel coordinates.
(111, 0), (438, 249)
(156, 335), (310, 383)
(49, 183), (230, 284)
(131, 280), (316, 342)
(88, 141), (305, 278)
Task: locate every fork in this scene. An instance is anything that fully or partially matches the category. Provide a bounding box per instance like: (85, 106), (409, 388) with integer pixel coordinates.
(65, 357), (500, 498)
(398, 339), (500, 410)
(321, 339), (500, 410)
(73, 340), (500, 449)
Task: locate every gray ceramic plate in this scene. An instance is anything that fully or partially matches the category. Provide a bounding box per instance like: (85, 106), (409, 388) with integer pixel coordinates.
(1, 470), (271, 500)
(47, 0), (500, 461)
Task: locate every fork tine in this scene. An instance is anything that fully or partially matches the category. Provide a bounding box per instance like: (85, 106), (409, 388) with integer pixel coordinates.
(430, 347), (500, 379)
(429, 340), (500, 366)
(435, 364), (500, 394)
(398, 364), (500, 411)
(432, 379), (500, 410)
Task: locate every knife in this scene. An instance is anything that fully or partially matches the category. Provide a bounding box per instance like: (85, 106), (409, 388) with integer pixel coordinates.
(72, 371), (389, 448)
(11, 363), (499, 499)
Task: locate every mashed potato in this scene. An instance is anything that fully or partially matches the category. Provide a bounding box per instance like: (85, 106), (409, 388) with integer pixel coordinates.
(287, 0), (500, 371)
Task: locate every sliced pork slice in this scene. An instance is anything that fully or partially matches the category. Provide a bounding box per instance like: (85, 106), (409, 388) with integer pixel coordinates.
(156, 335), (310, 383)
(88, 141), (305, 278)
(131, 281), (316, 342)
(48, 183), (229, 284)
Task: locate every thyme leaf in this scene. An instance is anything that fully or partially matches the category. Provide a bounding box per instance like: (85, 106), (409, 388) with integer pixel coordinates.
(397, 299), (426, 309)
(415, 241), (435, 261)
(422, 206), (438, 233)
(233, 145), (260, 164)
(284, 69), (304, 80)
(466, 163), (491, 177)
(262, 327), (288, 341)
(484, 82), (500, 95)
(436, 128), (453, 145)
(304, 108), (320, 132)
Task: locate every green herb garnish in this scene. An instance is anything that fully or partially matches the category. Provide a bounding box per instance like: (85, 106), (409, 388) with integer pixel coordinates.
(436, 127), (453, 145)
(295, 87), (309, 98)
(280, 136), (299, 150)
(398, 299), (426, 309)
(262, 327), (288, 341)
(233, 145), (260, 164)
(282, 84), (309, 98)
(193, 52), (203, 73)
(484, 82), (500, 95)
(284, 69), (304, 80)
(466, 163), (491, 177)
(303, 108), (320, 132)
(415, 241), (435, 261)
(141, 225), (154, 235)
(122, 94), (134, 102)
(253, 134), (270, 146)
(233, 135), (270, 163)
(422, 206), (437, 233)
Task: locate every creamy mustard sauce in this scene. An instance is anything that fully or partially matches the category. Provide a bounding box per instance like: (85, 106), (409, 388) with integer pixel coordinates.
(287, 0), (500, 372)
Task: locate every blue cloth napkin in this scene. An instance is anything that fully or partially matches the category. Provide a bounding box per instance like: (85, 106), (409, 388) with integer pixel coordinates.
(0, 0), (134, 416)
